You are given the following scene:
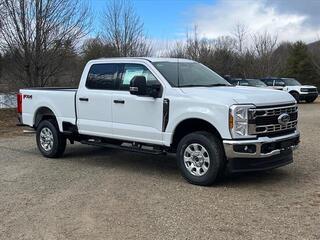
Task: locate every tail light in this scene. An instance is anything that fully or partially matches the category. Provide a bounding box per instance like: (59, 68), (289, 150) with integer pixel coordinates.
(17, 93), (22, 113)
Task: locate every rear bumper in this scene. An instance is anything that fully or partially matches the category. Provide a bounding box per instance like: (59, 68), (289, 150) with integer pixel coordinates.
(223, 130), (300, 172)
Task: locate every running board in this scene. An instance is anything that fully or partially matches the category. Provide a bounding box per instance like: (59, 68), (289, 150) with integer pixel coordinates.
(80, 140), (166, 155)
(23, 130), (36, 134)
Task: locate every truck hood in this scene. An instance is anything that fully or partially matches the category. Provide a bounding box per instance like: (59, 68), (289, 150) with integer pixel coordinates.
(180, 86), (295, 106)
(300, 85), (318, 88)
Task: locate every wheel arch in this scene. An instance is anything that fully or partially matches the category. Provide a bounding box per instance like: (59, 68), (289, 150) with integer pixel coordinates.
(34, 106), (57, 129)
(289, 90), (299, 95)
(289, 90), (300, 102)
(171, 118), (222, 151)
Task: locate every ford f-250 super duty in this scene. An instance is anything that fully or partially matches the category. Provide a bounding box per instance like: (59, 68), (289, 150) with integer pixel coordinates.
(17, 58), (300, 185)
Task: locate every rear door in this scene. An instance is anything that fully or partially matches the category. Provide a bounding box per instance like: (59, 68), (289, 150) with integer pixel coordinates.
(77, 63), (119, 138)
(111, 63), (164, 145)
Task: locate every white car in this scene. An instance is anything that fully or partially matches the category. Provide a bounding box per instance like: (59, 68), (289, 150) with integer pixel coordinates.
(17, 58), (300, 185)
(261, 77), (318, 103)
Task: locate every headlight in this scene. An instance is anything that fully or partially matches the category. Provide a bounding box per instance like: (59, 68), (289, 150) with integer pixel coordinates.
(300, 88), (308, 92)
(229, 105), (255, 139)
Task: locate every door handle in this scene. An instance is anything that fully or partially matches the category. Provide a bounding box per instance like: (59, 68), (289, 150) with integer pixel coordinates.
(113, 99), (125, 104)
(79, 97), (89, 102)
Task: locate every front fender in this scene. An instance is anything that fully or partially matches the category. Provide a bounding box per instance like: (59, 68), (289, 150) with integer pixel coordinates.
(165, 104), (231, 141)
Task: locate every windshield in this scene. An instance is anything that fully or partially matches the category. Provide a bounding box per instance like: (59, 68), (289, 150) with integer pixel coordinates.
(152, 61), (230, 87)
(282, 78), (301, 86)
(247, 79), (267, 87)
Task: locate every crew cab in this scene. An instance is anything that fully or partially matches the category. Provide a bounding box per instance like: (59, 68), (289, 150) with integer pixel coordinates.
(17, 58), (300, 185)
(260, 77), (318, 103)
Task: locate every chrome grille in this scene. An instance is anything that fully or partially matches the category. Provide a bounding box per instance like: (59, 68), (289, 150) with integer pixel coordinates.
(249, 120), (297, 134)
(249, 104), (298, 136)
(250, 105), (298, 118)
(301, 88), (318, 93)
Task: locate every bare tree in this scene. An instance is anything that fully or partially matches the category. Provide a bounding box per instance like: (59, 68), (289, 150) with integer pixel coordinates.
(252, 31), (278, 76)
(232, 23), (248, 55)
(166, 41), (187, 58)
(102, 0), (152, 57)
(184, 26), (214, 63)
(0, 0), (90, 88)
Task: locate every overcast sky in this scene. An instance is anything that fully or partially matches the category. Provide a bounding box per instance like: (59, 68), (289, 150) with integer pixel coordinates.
(91, 0), (320, 43)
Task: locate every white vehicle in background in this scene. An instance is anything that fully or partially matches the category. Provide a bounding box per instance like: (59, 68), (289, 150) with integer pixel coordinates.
(17, 58), (300, 185)
(260, 77), (318, 103)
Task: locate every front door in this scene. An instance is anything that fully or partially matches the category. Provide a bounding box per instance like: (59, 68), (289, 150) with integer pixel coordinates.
(112, 63), (164, 145)
(274, 79), (285, 90)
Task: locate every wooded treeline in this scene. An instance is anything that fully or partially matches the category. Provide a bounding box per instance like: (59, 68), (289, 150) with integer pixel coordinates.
(0, 0), (319, 92)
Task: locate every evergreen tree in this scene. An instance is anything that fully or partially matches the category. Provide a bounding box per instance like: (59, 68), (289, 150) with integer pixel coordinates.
(285, 41), (318, 86)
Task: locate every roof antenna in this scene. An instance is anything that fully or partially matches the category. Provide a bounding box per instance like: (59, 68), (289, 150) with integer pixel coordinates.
(177, 58), (180, 87)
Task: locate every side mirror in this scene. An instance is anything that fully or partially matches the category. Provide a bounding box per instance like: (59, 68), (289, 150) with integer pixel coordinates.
(148, 83), (162, 98)
(130, 76), (147, 96)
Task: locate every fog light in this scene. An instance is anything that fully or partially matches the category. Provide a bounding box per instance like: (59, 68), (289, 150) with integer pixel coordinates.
(261, 143), (276, 154)
(234, 144), (256, 153)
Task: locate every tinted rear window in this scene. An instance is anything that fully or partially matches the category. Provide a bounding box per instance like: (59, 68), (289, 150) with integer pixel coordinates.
(86, 64), (118, 90)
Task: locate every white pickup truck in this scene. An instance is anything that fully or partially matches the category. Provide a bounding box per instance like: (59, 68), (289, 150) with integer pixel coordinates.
(260, 77), (318, 103)
(17, 58), (300, 185)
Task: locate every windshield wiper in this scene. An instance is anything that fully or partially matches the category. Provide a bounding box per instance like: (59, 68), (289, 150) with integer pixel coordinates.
(206, 83), (230, 87)
(180, 83), (230, 87)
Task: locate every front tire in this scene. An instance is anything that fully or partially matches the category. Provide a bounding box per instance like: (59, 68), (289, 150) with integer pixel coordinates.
(306, 97), (317, 103)
(176, 131), (225, 186)
(36, 119), (66, 158)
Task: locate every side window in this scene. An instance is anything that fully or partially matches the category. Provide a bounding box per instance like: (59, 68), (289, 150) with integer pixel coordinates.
(239, 80), (249, 86)
(263, 79), (274, 86)
(275, 79), (285, 86)
(120, 64), (158, 90)
(86, 64), (118, 90)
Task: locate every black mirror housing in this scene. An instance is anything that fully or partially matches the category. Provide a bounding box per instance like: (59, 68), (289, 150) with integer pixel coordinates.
(130, 76), (147, 96)
(129, 76), (162, 98)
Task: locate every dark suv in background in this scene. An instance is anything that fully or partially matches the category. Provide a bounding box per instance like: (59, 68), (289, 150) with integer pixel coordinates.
(226, 78), (267, 87)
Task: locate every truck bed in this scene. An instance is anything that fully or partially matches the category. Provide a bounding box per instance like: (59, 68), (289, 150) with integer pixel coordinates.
(20, 88), (77, 131)
(22, 87), (77, 91)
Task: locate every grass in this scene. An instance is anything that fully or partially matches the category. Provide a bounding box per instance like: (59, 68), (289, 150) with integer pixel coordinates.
(0, 108), (23, 137)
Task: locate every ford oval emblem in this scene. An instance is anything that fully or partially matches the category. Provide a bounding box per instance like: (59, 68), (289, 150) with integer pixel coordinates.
(278, 113), (290, 126)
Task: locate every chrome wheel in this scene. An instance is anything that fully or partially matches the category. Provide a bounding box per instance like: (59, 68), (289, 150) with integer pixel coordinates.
(184, 143), (210, 176)
(39, 127), (54, 152)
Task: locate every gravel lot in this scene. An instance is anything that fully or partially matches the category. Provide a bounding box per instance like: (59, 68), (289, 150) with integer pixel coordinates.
(0, 102), (320, 240)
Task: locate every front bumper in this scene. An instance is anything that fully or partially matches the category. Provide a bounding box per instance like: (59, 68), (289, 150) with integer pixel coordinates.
(223, 131), (300, 172)
(299, 92), (318, 100)
(223, 130), (300, 159)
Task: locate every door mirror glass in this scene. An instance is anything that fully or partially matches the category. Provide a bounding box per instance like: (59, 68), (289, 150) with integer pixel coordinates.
(130, 76), (147, 96)
(148, 83), (162, 98)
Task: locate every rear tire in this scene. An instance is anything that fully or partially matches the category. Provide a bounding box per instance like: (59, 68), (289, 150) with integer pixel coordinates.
(36, 119), (66, 158)
(176, 131), (225, 186)
(290, 91), (300, 103)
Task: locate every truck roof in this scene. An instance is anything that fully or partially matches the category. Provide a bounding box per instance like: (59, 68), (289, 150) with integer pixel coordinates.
(89, 57), (195, 63)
